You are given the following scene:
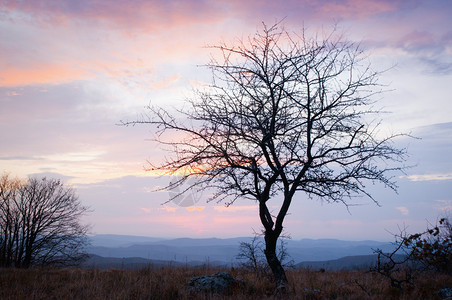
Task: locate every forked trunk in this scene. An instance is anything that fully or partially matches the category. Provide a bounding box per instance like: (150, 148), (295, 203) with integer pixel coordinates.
(264, 230), (288, 288)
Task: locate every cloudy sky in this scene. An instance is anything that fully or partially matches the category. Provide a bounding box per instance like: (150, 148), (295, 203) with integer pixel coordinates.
(1, 0), (451, 241)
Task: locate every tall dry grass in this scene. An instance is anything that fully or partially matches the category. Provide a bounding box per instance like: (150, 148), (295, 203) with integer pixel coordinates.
(1, 266), (451, 299)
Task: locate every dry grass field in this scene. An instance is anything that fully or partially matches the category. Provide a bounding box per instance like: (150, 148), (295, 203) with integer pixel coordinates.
(1, 266), (451, 299)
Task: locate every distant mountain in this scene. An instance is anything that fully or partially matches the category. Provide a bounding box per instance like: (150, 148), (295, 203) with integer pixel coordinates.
(286, 238), (389, 248)
(82, 254), (232, 269)
(86, 235), (395, 267)
(86, 243), (242, 265)
(285, 239), (395, 262)
(144, 237), (253, 247)
(296, 254), (379, 271)
(296, 253), (408, 271)
(88, 234), (166, 248)
(82, 254), (184, 269)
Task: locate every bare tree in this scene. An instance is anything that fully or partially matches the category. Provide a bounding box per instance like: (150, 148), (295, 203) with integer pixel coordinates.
(0, 173), (23, 267)
(124, 23), (405, 286)
(236, 235), (267, 276)
(0, 174), (90, 268)
(236, 233), (294, 278)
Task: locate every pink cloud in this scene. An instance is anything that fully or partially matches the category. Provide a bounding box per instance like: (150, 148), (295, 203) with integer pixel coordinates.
(160, 205), (177, 212)
(435, 200), (452, 212)
(150, 75), (181, 90)
(396, 206), (409, 216)
(2, 0), (410, 40)
(96, 205), (261, 237)
(140, 207), (151, 214)
(1, 1), (231, 87)
(4, 0), (445, 88)
(220, 0), (401, 24)
(397, 31), (438, 52)
(2, 0), (228, 31)
(312, 0), (397, 19)
(0, 64), (91, 87)
(213, 205), (257, 213)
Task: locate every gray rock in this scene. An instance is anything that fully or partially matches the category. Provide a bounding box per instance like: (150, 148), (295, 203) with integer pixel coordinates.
(303, 287), (321, 294)
(188, 272), (242, 293)
(438, 288), (452, 299)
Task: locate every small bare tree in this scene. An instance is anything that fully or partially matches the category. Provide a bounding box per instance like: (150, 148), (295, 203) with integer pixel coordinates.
(236, 235), (267, 276)
(124, 23), (405, 286)
(236, 233), (294, 279)
(0, 174), (90, 268)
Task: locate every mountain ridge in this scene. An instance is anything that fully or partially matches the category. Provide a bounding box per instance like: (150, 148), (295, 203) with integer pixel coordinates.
(86, 235), (395, 267)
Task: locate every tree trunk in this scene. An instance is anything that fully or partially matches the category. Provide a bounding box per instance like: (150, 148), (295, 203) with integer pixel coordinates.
(264, 229), (288, 287)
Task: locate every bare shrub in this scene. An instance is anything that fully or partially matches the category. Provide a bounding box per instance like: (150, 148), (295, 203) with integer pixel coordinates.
(372, 216), (452, 290)
(236, 233), (294, 281)
(0, 173), (90, 268)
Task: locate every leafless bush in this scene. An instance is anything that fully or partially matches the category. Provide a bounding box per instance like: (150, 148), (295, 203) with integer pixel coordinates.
(372, 216), (452, 290)
(0, 173), (90, 268)
(236, 233), (294, 279)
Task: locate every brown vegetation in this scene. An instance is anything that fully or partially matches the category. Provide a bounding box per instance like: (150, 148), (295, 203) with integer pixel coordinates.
(1, 266), (450, 299)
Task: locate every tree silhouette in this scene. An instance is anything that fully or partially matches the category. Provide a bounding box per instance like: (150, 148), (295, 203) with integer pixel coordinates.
(0, 174), (89, 268)
(125, 23), (406, 286)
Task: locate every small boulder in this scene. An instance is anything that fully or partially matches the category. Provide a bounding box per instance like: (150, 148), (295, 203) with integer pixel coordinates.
(188, 272), (242, 294)
(438, 288), (452, 299)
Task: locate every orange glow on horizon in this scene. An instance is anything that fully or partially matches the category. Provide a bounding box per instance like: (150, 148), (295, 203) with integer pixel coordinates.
(0, 65), (92, 87)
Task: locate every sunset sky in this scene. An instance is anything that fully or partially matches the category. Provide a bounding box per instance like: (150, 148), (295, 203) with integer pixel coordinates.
(1, 0), (451, 241)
